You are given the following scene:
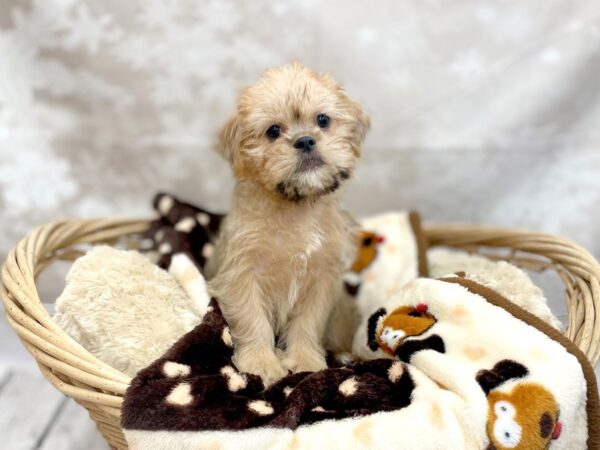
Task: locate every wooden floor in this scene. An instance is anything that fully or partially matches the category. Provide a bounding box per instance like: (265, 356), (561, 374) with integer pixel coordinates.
(0, 369), (108, 450)
(0, 307), (108, 450)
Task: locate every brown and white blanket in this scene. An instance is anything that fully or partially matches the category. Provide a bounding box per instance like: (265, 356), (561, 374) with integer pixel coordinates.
(121, 194), (599, 450)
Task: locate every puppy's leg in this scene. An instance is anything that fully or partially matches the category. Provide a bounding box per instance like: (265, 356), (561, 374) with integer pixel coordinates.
(213, 274), (288, 386)
(281, 274), (339, 373)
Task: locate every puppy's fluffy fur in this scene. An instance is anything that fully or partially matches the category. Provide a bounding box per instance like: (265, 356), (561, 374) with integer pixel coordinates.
(206, 63), (369, 384)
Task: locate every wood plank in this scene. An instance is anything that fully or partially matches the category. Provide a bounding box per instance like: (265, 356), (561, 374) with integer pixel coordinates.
(0, 370), (65, 450)
(38, 399), (108, 450)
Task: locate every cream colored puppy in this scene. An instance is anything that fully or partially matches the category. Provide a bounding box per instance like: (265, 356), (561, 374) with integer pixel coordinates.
(207, 63), (369, 384)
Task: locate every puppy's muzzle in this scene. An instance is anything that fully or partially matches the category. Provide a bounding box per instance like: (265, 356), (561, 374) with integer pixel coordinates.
(294, 136), (316, 153)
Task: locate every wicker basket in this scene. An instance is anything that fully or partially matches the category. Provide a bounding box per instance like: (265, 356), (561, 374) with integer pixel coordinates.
(2, 218), (600, 449)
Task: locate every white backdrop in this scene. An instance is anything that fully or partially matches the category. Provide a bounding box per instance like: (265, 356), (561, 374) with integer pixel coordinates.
(1, 1), (600, 308)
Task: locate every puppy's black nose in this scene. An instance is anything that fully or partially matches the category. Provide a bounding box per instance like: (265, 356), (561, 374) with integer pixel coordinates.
(294, 136), (316, 153)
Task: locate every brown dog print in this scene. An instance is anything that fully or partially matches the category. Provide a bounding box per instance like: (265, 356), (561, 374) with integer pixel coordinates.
(351, 231), (385, 273)
(367, 304), (439, 357)
(344, 230), (385, 296)
(477, 360), (561, 450)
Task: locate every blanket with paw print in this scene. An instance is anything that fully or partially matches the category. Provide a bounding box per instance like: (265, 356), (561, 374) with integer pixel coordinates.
(121, 194), (599, 450)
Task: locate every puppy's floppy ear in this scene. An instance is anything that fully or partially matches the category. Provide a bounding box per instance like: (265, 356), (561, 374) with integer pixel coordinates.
(217, 112), (241, 163)
(320, 71), (370, 144)
(348, 98), (370, 145)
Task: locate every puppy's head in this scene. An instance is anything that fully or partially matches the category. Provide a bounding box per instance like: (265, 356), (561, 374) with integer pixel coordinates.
(218, 63), (370, 203)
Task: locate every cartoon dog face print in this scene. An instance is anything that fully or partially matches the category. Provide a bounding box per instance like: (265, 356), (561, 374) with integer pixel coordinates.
(350, 230), (385, 273)
(477, 360), (561, 450)
(486, 383), (561, 450)
(368, 304), (437, 355)
(343, 230), (385, 296)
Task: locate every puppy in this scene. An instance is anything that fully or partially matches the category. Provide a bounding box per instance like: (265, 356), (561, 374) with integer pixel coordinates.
(206, 63), (369, 384)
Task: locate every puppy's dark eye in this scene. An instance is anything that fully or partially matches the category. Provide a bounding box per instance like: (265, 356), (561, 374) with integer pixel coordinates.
(266, 125), (281, 139)
(316, 113), (330, 128)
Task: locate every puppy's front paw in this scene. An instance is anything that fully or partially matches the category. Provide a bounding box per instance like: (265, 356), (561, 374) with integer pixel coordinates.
(282, 348), (327, 373)
(234, 348), (288, 386)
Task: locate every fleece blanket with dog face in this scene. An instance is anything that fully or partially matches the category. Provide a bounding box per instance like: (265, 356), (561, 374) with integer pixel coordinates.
(121, 275), (599, 450)
(121, 193), (599, 449)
